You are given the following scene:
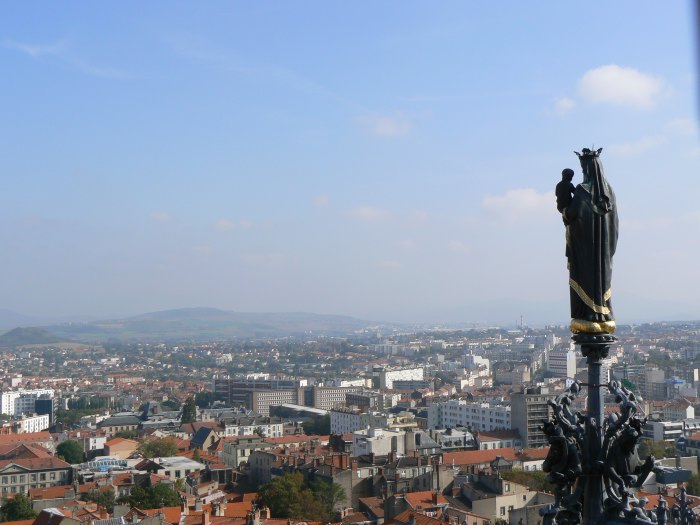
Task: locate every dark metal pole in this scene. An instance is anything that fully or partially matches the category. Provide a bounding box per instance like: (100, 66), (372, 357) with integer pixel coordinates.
(576, 333), (615, 525)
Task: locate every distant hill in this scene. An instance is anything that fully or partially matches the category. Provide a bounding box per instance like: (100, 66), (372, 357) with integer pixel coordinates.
(42, 307), (378, 342)
(0, 327), (66, 347)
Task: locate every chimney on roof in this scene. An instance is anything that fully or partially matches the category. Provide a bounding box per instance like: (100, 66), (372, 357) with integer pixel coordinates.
(214, 501), (226, 517)
(432, 491), (439, 505)
(201, 509), (210, 525)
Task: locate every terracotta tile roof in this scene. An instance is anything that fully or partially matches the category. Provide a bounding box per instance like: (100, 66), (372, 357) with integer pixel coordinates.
(0, 456), (71, 470)
(223, 502), (254, 517)
(0, 432), (52, 444)
(403, 491), (447, 510)
(28, 485), (74, 500)
(442, 447), (548, 466)
(0, 443), (53, 460)
(390, 509), (442, 525)
(105, 437), (139, 447)
(141, 506), (183, 524)
(0, 520), (34, 525)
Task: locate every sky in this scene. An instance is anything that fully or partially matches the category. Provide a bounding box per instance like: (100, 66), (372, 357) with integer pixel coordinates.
(1, 2), (699, 326)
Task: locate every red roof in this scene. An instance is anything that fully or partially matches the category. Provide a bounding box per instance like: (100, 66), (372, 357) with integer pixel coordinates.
(0, 457), (71, 470)
(443, 447), (548, 466)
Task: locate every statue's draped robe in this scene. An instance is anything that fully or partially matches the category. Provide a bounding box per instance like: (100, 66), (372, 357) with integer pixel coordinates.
(565, 162), (618, 323)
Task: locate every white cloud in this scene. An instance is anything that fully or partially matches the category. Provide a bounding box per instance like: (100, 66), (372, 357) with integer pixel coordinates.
(665, 117), (699, 137)
(215, 219), (236, 231)
(399, 239), (416, 250)
(448, 240), (470, 254)
(357, 114), (413, 137)
(4, 40), (65, 58)
(607, 136), (665, 156)
(555, 97), (576, 115)
(5, 39), (131, 79)
(578, 65), (663, 109)
(379, 260), (401, 269)
(349, 206), (393, 223)
(150, 211), (172, 223)
(215, 219), (253, 231)
(482, 188), (554, 220)
(312, 194), (330, 208)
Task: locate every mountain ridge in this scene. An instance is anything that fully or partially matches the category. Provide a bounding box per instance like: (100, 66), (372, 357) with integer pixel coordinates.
(0, 307), (380, 343)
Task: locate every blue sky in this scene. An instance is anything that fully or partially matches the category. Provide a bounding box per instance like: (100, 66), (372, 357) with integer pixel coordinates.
(1, 2), (699, 325)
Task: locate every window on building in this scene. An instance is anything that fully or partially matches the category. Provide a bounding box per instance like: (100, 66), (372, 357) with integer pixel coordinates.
(500, 507), (505, 516)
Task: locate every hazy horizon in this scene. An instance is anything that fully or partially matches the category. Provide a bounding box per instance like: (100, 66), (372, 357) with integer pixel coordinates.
(2, 2), (699, 327)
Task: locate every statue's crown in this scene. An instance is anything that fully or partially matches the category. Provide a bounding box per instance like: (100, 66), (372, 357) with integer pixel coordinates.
(575, 147), (603, 158)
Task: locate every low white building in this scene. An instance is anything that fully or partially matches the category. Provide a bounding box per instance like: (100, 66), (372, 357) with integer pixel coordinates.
(352, 428), (405, 456)
(331, 408), (391, 435)
(12, 414), (50, 433)
(427, 399), (510, 431)
(378, 367), (424, 390)
(136, 456), (204, 481)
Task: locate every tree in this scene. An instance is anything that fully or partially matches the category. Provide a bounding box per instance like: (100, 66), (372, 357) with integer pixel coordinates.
(687, 474), (700, 496)
(139, 438), (179, 458)
(500, 469), (554, 493)
(192, 448), (201, 462)
(56, 440), (84, 464)
(161, 399), (181, 411)
(181, 397), (196, 424)
(119, 483), (181, 509)
(311, 479), (347, 521)
(0, 494), (37, 522)
(637, 439), (676, 460)
(114, 430), (139, 439)
(258, 473), (322, 520)
(86, 488), (116, 513)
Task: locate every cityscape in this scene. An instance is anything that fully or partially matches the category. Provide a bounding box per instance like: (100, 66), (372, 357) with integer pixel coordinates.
(1, 2), (700, 525)
(0, 317), (699, 525)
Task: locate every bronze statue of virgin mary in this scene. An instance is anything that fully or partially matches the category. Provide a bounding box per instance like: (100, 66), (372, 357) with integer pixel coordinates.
(561, 148), (618, 334)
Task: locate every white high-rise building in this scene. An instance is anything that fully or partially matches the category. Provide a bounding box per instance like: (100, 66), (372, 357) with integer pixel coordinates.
(547, 348), (577, 378)
(427, 399), (510, 431)
(1, 389), (54, 416)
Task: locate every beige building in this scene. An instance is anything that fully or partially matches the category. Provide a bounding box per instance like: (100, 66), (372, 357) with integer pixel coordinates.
(457, 472), (554, 523)
(104, 437), (139, 459)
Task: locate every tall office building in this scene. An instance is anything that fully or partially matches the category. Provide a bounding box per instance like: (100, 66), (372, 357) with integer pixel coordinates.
(510, 386), (555, 448)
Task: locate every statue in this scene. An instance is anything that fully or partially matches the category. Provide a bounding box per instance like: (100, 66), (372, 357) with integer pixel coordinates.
(558, 148), (618, 334)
